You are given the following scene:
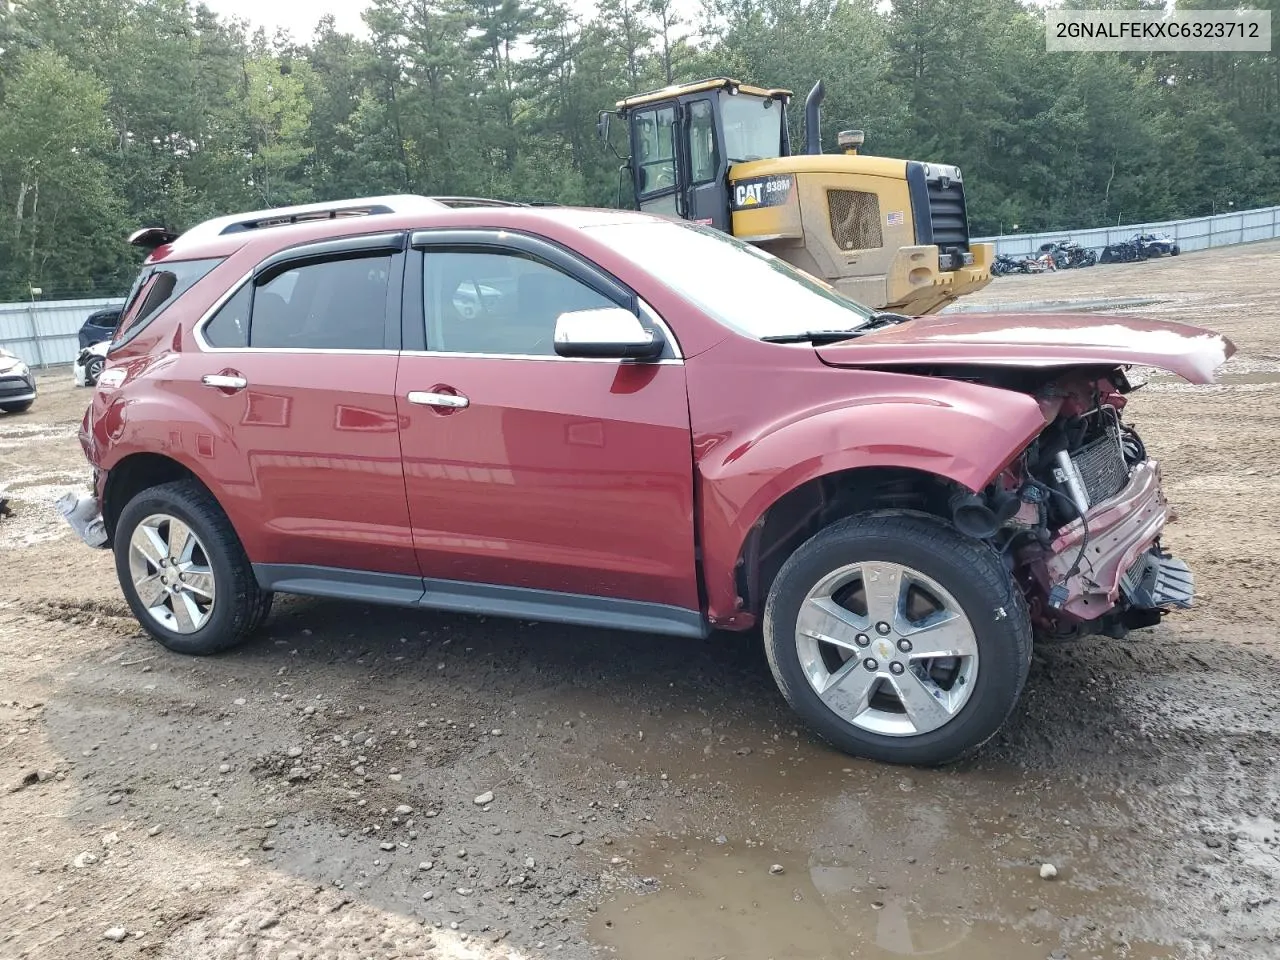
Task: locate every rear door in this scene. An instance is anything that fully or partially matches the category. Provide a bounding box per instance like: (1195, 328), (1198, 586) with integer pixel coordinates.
(189, 233), (417, 582)
(394, 229), (701, 631)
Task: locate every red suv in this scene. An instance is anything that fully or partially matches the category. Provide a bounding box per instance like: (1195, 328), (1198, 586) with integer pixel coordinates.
(71, 196), (1233, 765)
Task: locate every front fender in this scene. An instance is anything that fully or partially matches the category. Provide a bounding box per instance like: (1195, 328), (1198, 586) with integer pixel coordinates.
(696, 376), (1048, 626)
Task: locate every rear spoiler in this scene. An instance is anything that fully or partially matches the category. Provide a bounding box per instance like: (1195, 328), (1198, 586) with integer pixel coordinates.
(128, 227), (180, 250)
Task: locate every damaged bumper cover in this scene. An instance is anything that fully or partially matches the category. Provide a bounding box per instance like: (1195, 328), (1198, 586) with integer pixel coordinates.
(1037, 460), (1191, 619)
(56, 491), (109, 548)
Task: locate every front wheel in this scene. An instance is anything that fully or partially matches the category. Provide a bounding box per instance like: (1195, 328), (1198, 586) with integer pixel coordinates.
(115, 480), (272, 655)
(763, 513), (1031, 766)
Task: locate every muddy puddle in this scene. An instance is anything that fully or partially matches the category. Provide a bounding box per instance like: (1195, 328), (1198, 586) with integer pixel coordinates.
(593, 835), (1181, 960)
(587, 726), (1196, 960)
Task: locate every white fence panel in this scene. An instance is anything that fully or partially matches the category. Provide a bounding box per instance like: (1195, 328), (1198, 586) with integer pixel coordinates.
(973, 204), (1280, 258)
(0, 297), (125, 367)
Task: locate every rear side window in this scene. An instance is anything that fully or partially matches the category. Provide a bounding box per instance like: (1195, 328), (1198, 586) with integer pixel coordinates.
(250, 255), (391, 350)
(203, 285), (251, 348)
(117, 257), (222, 341)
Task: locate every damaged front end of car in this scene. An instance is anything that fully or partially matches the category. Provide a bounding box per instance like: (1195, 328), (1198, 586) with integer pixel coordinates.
(959, 368), (1193, 640)
(813, 311), (1234, 641)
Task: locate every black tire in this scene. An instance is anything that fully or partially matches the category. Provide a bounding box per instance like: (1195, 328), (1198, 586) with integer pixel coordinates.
(0, 400), (33, 414)
(1170, 245), (1180, 256)
(85, 357), (105, 386)
(762, 513), (1031, 766)
(114, 479), (272, 655)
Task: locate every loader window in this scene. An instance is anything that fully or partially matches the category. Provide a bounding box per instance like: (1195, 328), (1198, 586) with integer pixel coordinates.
(688, 100), (717, 184)
(634, 106), (676, 196)
(721, 95), (784, 163)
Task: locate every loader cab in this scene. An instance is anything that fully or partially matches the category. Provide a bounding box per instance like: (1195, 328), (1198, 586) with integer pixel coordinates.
(609, 79), (793, 232)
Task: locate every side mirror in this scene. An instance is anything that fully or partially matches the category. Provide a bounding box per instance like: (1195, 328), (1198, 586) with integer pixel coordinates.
(553, 307), (664, 360)
(598, 110), (626, 161)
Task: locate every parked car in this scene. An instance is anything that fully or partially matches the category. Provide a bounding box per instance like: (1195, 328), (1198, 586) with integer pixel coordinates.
(78, 307), (121, 350)
(0, 348), (36, 413)
(64, 195), (1233, 765)
(1133, 232), (1180, 257)
(74, 341), (109, 387)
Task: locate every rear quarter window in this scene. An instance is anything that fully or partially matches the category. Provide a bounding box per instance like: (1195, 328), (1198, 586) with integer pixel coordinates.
(115, 257), (223, 344)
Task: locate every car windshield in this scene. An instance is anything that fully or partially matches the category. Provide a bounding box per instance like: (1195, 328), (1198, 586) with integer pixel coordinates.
(720, 94), (784, 163)
(586, 219), (873, 339)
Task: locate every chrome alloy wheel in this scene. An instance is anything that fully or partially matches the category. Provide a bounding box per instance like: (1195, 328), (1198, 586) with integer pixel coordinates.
(128, 513), (216, 634)
(795, 561), (979, 737)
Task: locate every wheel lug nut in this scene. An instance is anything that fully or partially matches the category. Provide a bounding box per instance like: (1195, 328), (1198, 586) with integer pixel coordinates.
(863, 658), (878, 672)
(889, 662), (905, 675)
(855, 634), (870, 647)
(897, 638), (912, 653)
(876, 622), (891, 635)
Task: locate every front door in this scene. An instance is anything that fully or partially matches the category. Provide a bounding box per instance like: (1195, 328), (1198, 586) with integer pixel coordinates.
(394, 231), (700, 625)
(630, 99), (729, 231)
(683, 98), (729, 231)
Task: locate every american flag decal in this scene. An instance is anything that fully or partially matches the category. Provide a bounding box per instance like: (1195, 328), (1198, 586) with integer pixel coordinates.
(886, 210), (905, 226)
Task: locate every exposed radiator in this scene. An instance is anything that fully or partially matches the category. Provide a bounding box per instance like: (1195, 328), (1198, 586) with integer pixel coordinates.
(1071, 422), (1130, 507)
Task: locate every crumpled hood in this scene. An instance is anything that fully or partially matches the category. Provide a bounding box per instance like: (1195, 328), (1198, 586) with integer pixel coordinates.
(815, 312), (1235, 383)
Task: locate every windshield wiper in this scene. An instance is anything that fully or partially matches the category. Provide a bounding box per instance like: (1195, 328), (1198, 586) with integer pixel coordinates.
(762, 312), (914, 345)
(761, 330), (866, 344)
(867, 310), (914, 326)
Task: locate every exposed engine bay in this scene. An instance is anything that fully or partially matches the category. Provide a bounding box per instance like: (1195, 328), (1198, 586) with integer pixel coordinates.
(955, 366), (1194, 640)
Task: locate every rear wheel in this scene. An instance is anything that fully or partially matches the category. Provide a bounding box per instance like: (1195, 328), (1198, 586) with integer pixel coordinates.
(115, 480), (271, 655)
(85, 356), (105, 386)
(763, 513), (1031, 766)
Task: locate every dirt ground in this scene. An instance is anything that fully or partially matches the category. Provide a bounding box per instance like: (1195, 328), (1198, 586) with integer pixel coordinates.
(2, 240), (1279, 960)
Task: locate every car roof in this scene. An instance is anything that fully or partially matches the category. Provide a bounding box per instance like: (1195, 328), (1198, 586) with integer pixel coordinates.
(145, 198), (655, 266)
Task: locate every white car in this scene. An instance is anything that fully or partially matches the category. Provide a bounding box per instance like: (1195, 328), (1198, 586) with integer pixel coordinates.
(74, 341), (109, 388)
(0, 348), (36, 413)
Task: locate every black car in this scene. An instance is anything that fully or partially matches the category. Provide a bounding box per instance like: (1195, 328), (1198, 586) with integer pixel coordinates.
(77, 307), (121, 350)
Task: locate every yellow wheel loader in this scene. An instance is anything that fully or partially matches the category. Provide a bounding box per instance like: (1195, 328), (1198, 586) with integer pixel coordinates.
(600, 77), (993, 315)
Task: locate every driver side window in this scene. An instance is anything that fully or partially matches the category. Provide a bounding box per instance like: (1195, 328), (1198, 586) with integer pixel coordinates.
(423, 250), (614, 357)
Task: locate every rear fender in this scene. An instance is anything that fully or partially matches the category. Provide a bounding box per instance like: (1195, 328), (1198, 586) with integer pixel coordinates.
(697, 381), (1048, 626)
(92, 386), (256, 550)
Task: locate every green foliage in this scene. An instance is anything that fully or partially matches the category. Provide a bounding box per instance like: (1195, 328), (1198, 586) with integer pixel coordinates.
(0, 0), (1276, 295)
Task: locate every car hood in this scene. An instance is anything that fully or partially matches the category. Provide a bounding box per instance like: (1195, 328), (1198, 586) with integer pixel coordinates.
(815, 312), (1235, 384)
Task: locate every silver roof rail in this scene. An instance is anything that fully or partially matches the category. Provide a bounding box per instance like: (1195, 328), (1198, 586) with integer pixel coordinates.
(178, 195), (448, 244)
(430, 196), (529, 209)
